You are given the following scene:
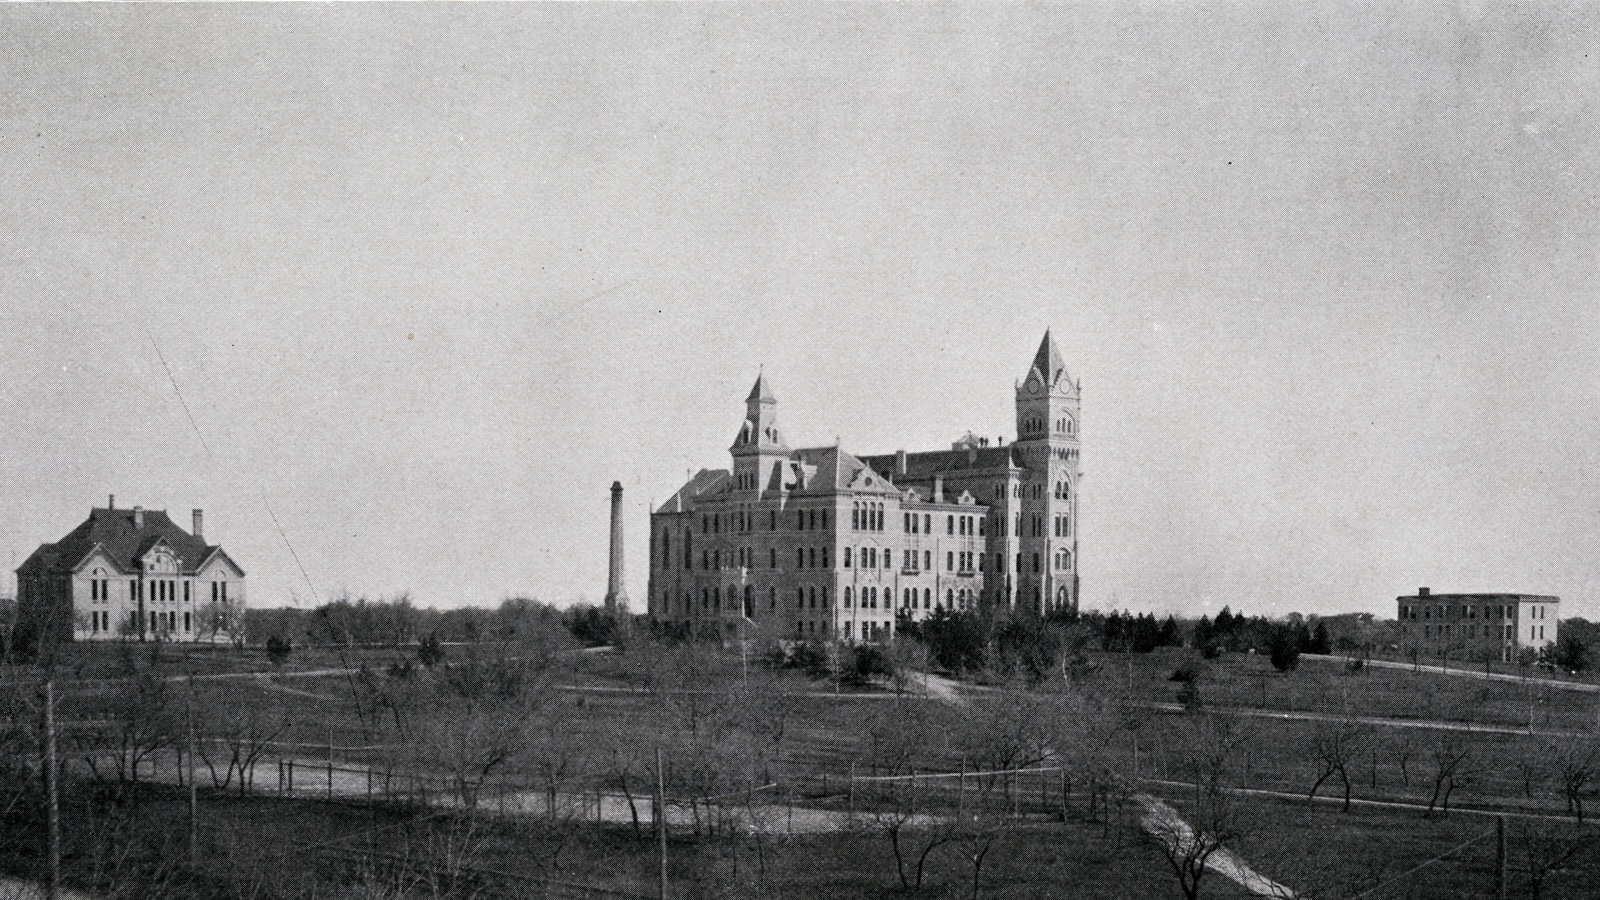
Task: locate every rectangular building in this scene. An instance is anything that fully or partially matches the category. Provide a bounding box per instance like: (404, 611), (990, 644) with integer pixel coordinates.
(1396, 586), (1557, 663)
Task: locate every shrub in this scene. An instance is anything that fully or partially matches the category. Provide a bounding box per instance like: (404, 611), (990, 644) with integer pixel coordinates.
(1177, 679), (1204, 712)
(417, 632), (445, 668)
(1267, 625), (1301, 673)
(853, 645), (894, 680)
(1169, 663), (1201, 683)
(265, 634), (292, 667)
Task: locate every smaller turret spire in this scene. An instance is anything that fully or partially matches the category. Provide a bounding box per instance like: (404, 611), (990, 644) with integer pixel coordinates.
(747, 372), (776, 404)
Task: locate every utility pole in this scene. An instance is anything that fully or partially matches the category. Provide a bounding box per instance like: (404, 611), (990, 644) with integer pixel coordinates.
(187, 678), (198, 868)
(43, 678), (59, 900)
(1496, 815), (1507, 900)
(655, 747), (667, 900)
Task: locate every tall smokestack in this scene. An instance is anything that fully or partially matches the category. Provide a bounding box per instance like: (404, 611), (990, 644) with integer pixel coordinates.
(133, 506), (144, 529)
(604, 481), (630, 615)
(192, 509), (204, 540)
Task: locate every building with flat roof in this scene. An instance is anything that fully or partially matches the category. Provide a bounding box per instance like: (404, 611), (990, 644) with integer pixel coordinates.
(648, 331), (1080, 642)
(15, 498), (245, 643)
(1396, 587), (1557, 663)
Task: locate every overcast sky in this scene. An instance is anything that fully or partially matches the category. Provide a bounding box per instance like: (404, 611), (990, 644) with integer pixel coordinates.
(1, 4), (1596, 619)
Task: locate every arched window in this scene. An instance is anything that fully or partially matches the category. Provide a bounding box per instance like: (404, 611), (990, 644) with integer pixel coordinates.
(726, 585), (738, 610)
(844, 587), (853, 608)
(883, 549), (891, 569)
(662, 530), (671, 567)
(744, 585), (754, 618)
(809, 587), (817, 609)
(769, 587), (776, 610)
(924, 588), (931, 609)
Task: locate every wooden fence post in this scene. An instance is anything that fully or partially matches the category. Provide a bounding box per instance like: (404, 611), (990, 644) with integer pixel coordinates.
(848, 762), (856, 817)
(1060, 767), (1068, 822)
(959, 757), (967, 816)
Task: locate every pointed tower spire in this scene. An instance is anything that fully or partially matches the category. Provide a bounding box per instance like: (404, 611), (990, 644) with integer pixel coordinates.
(1029, 329), (1070, 389)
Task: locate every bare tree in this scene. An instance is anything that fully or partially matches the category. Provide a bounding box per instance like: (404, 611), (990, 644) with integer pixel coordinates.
(1514, 819), (1594, 900)
(1148, 712), (1252, 900)
(1423, 733), (1475, 818)
(71, 669), (175, 800)
(1306, 717), (1370, 812)
(943, 797), (1010, 900)
(1385, 729), (1418, 787)
(187, 683), (288, 795)
(1545, 736), (1599, 824)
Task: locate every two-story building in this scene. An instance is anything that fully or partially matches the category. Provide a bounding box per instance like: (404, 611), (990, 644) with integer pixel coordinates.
(15, 498), (245, 643)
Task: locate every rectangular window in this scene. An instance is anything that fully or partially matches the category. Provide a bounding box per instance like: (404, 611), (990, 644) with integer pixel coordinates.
(947, 515), (954, 535)
(947, 552), (954, 571)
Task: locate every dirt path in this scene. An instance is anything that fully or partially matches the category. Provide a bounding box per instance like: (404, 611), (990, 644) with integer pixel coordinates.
(1302, 654), (1600, 693)
(1136, 795), (1297, 898)
(1140, 701), (1580, 738)
(0, 877), (95, 900)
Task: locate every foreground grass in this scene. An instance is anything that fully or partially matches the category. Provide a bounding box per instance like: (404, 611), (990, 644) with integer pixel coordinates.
(2, 781), (1247, 900)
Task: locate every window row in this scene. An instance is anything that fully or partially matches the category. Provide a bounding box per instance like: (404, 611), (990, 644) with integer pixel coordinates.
(853, 502), (883, 532)
(97, 609), (194, 635)
(695, 507), (831, 537)
(1404, 604), (1526, 621)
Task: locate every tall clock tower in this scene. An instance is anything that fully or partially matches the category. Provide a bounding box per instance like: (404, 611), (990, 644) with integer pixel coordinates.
(1014, 330), (1080, 615)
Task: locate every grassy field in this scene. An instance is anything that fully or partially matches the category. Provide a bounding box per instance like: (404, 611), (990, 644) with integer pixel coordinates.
(12, 638), (1600, 899)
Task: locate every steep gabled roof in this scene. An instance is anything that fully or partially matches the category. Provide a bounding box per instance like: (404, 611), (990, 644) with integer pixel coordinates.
(656, 469), (731, 514)
(859, 445), (1024, 481)
(17, 508), (218, 576)
(789, 446), (901, 496)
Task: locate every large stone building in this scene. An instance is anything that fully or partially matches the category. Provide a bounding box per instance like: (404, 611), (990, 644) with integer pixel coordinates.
(648, 331), (1080, 642)
(15, 498), (245, 643)
(1396, 587), (1558, 662)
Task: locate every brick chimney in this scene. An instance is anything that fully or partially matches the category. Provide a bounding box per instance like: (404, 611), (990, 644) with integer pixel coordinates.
(133, 506), (144, 529)
(896, 450), (907, 477)
(1419, 587), (1430, 597)
(603, 482), (629, 615)
(192, 509), (204, 540)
